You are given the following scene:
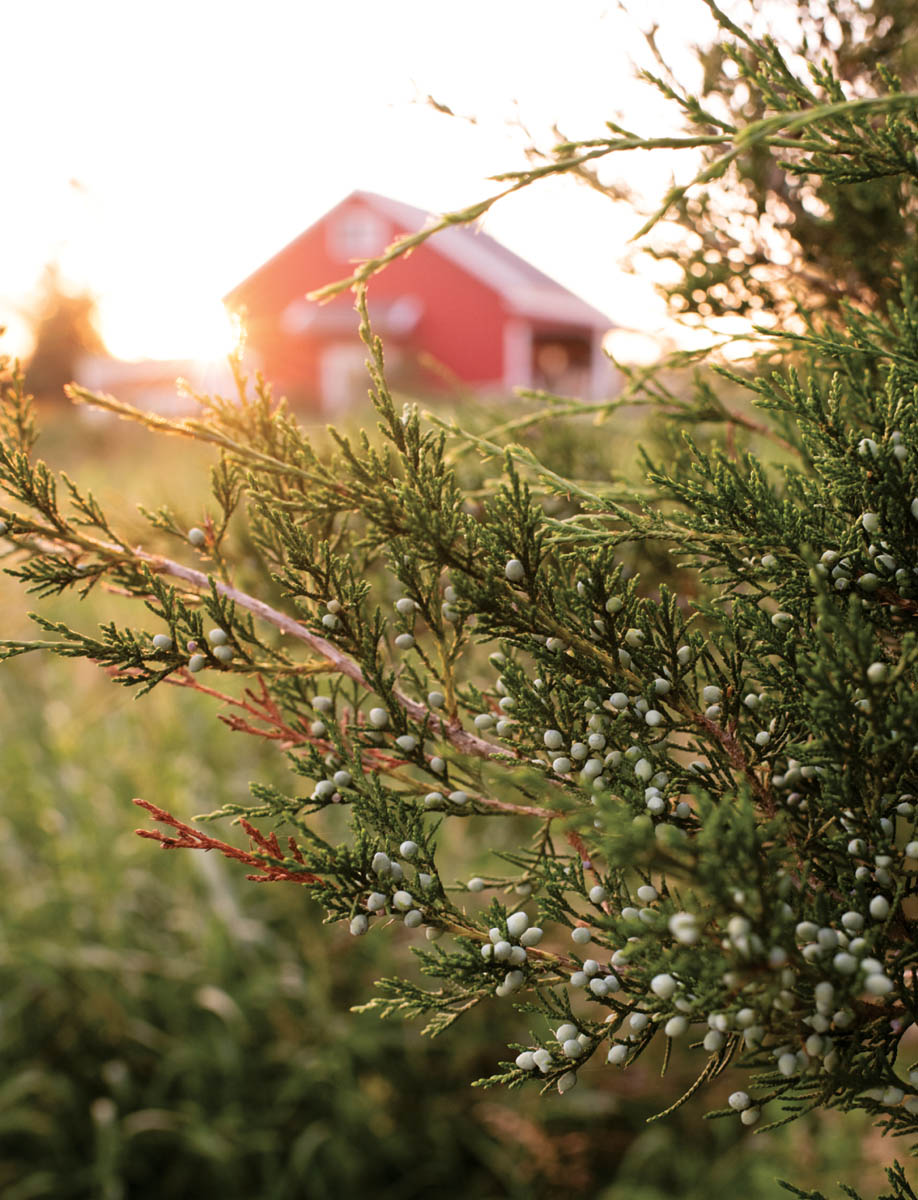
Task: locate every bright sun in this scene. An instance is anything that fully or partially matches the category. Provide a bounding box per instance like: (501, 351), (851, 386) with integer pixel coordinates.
(98, 294), (240, 364)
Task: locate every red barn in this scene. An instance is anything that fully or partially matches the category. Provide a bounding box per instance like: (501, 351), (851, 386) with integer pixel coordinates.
(223, 191), (614, 412)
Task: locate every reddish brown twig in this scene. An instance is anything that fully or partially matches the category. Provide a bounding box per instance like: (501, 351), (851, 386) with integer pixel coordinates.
(133, 798), (321, 884)
(24, 522), (511, 763)
(565, 829), (609, 906)
(693, 711), (773, 814)
(165, 671), (422, 776)
(137, 551), (506, 761)
(171, 671), (311, 747)
(474, 793), (565, 819)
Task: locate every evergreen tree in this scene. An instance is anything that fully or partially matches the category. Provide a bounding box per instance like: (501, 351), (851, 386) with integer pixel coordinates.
(2, 4), (918, 1195)
(637, 0), (918, 324)
(24, 263), (105, 401)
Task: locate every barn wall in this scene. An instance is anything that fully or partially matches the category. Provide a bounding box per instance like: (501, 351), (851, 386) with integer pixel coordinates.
(226, 197), (507, 405)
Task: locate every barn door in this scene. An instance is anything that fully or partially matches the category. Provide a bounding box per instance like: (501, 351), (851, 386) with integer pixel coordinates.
(319, 344), (371, 415)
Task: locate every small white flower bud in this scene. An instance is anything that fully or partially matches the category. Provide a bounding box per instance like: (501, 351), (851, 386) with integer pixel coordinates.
(650, 973), (676, 999)
(833, 950), (858, 975)
(533, 1049), (553, 1073)
(506, 911), (529, 939)
(371, 852), (391, 877)
(634, 758), (653, 783)
(778, 1053), (797, 1077)
(865, 973), (894, 995)
(814, 981), (834, 1009)
(669, 912), (698, 945)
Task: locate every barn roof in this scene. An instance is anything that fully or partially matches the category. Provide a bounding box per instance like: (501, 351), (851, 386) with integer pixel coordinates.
(226, 190), (613, 331)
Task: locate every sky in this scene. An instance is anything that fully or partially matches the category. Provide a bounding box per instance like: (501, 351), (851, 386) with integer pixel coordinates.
(1, 0), (740, 366)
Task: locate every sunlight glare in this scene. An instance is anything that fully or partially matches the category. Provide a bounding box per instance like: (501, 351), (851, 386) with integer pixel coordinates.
(98, 294), (240, 364)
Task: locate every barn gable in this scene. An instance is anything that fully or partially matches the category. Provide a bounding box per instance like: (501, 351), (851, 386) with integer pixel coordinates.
(224, 191), (614, 408)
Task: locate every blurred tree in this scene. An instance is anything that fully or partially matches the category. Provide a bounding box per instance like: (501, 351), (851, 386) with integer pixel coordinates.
(639, 0), (918, 324)
(24, 263), (106, 401)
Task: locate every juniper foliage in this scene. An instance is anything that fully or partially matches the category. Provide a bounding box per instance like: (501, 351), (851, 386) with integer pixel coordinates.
(3, 5), (918, 1195)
